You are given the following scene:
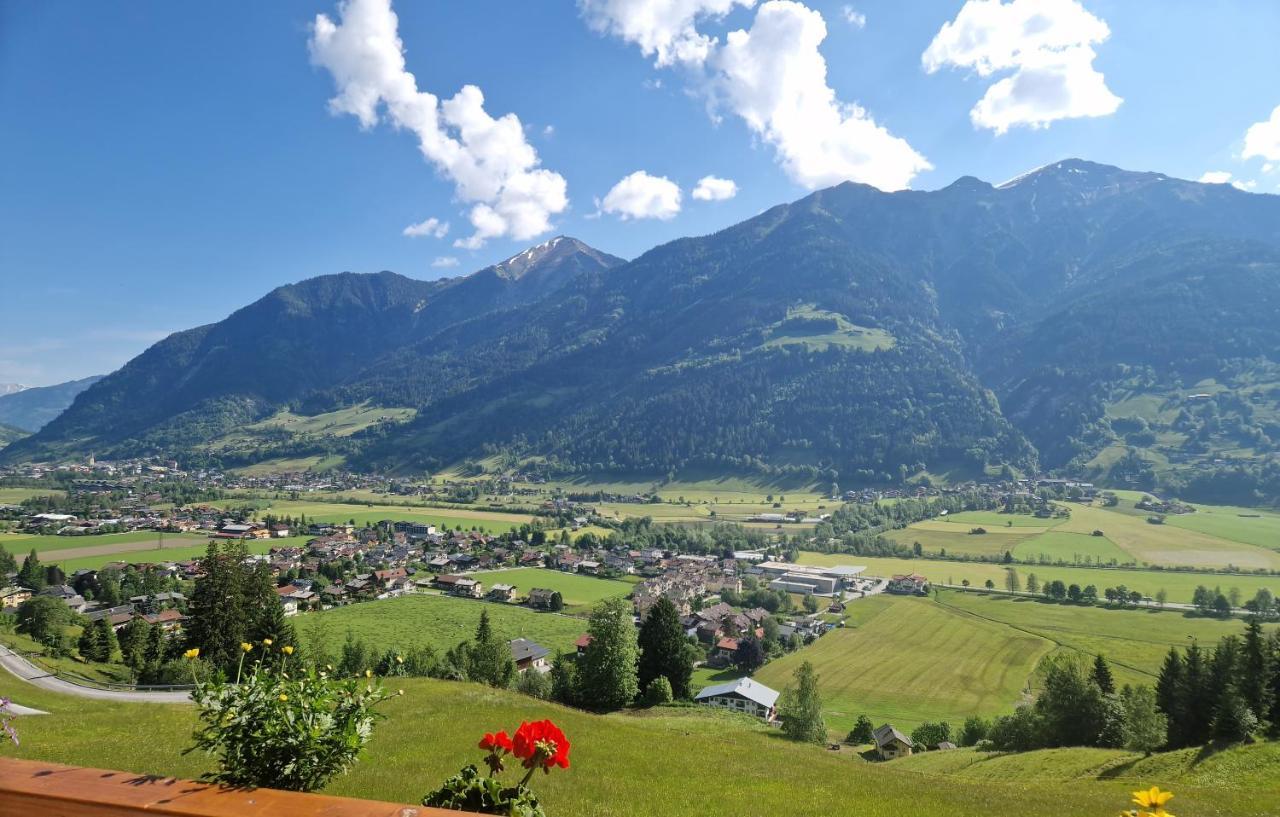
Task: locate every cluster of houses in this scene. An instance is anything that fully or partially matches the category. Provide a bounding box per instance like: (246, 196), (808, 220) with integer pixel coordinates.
(0, 577), (189, 634)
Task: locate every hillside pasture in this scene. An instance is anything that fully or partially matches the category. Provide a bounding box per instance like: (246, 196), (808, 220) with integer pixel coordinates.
(1011, 531), (1132, 565)
(4, 669), (1275, 817)
(1164, 504), (1280, 550)
(934, 510), (1056, 528)
(1056, 504), (1280, 570)
(0, 530), (208, 557)
(258, 500), (532, 532)
(753, 594), (1053, 735)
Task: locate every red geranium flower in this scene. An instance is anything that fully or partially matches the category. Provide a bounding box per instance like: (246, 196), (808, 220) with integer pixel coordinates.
(478, 730), (514, 753)
(512, 720), (571, 770)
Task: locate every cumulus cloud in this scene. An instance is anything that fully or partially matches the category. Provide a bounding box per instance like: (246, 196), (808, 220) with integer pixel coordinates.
(922, 0), (1121, 134)
(402, 217), (449, 238)
(1198, 170), (1256, 192)
(600, 171), (683, 219)
(310, 0), (567, 249)
(580, 0), (929, 191)
(692, 175), (739, 200)
(841, 5), (865, 28)
(1243, 104), (1280, 163)
(714, 2), (930, 189)
(578, 0), (756, 67)
(432, 256), (461, 268)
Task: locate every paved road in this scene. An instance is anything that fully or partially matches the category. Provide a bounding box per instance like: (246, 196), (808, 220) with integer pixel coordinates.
(0, 644), (190, 704)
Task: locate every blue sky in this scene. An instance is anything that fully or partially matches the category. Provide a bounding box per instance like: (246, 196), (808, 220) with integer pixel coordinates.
(2, 0), (1279, 385)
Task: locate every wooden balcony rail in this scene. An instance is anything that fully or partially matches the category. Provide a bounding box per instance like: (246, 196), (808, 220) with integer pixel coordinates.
(0, 757), (466, 817)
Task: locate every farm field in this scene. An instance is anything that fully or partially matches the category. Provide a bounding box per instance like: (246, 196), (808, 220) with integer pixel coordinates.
(0, 487), (64, 503)
(884, 497), (1280, 570)
(933, 591), (1275, 689)
(1, 668), (1274, 817)
(40, 538), (299, 572)
(255, 500), (533, 532)
(796, 551), (1280, 606)
(753, 594), (1053, 735)
(470, 568), (632, 609)
(0, 530), (208, 557)
(299, 593), (589, 657)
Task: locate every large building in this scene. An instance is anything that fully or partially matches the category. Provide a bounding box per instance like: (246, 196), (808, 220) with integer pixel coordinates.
(694, 677), (780, 721)
(754, 561), (865, 595)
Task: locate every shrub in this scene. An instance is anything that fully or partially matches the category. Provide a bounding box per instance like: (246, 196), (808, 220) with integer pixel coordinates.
(846, 714), (875, 744)
(643, 676), (674, 706)
(184, 642), (395, 791)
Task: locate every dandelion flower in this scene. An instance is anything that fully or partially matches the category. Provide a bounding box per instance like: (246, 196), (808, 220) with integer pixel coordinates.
(183, 648), (200, 660)
(282, 645), (295, 655)
(240, 642), (253, 653)
(278, 694), (289, 702)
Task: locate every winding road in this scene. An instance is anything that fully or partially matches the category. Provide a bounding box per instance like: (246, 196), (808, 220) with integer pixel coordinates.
(0, 644), (190, 704)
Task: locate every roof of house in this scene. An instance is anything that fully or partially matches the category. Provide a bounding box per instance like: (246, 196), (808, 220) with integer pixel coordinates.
(574, 633), (593, 649)
(508, 638), (550, 664)
(873, 724), (914, 748)
(716, 637), (740, 651)
(694, 677), (779, 709)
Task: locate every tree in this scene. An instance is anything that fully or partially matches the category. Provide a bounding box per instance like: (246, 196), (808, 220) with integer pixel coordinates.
(802, 595), (819, 614)
(1155, 647), (1183, 748)
(17, 549), (45, 591)
(0, 544), (16, 576)
(245, 564), (297, 650)
(576, 597), (639, 710)
(16, 595), (69, 643)
(549, 651), (579, 707)
(733, 635), (765, 674)
(1241, 617), (1274, 730)
(1213, 687), (1258, 743)
(958, 716), (989, 747)
(465, 610), (515, 688)
(910, 721), (952, 749)
(779, 661), (825, 744)
(1155, 588), (1168, 608)
(185, 541), (252, 671)
(118, 618), (151, 673)
(637, 597), (693, 699)
(847, 714), (875, 745)
(1092, 655), (1116, 695)
(1004, 569), (1020, 593)
(548, 591), (564, 612)
(1121, 685), (1168, 755)
(983, 579), (995, 590)
(1035, 656), (1105, 747)
(78, 622), (101, 661)
(92, 618), (118, 662)
(1026, 573), (1039, 595)
(1179, 643), (1212, 747)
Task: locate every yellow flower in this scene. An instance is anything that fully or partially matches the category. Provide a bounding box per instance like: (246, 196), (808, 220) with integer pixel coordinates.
(397, 689), (405, 696)
(395, 655), (404, 664)
(240, 642), (253, 653)
(282, 645), (295, 655)
(183, 648), (200, 660)
(365, 669), (373, 678)
(278, 694), (289, 702)
(1131, 787), (1174, 817)
(263, 638), (273, 646)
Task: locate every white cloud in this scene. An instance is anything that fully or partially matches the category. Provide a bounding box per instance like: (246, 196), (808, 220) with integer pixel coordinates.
(923, 0), (1122, 135)
(1198, 170), (1256, 192)
(310, 0), (567, 249)
(692, 175), (739, 200)
(714, 2), (930, 190)
(1243, 104), (1280, 163)
(432, 256), (460, 268)
(402, 217), (449, 238)
(578, 0), (756, 67)
(601, 171), (683, 219)
(840, 5), (865, 28)
(582, 1), (928, 191)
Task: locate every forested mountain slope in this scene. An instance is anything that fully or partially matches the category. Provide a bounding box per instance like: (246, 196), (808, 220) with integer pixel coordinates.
(8, 161), (1280, 501)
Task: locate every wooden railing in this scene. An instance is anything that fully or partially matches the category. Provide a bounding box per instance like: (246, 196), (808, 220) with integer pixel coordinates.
(0, 757), (464, 817)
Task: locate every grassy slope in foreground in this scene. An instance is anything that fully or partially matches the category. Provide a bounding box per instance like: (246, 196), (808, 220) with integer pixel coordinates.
(1, 668), (1275, 817)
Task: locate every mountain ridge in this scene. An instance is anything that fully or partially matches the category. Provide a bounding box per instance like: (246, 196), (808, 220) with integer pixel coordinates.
(7, 160), (1280, 501)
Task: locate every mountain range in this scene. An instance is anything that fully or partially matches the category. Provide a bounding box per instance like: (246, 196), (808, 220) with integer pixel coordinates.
(6, 161), (1280, 502)
(0, 375), (103, 435)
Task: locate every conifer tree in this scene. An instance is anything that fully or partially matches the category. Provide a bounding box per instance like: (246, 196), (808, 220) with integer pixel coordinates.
(93, 617), (118, 662)
(637, 597), (693, 699)
(464, 609), (514, 688)
(1241, 617), (1273, 731)
(1092, 654), (1116, 695)
(18, 549), (44, 590)
(1155, 647), (1183, 747)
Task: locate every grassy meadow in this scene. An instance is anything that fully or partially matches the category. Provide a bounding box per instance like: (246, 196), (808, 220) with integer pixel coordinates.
(299, 593), (590, 657)
(470, 568), (633, 609)
(2, 666), (1276, 817)
(796, 551), (1280, 606)
(0, 530), (208, 557)
(255, 500), (532, 532)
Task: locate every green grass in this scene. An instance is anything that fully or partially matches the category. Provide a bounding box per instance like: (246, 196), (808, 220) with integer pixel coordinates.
(257, 500), (531, 532)
(936, 510), (1056, 528)
(471, 568), (632, 609)
(885, 526), (1039, 558)
(4, 666), (1275, 816)
(1164, 504), (1280, 551)
(245, 404), (416, 438)
(753, 594), (1053, 736)
(0, 487), (64, 504)
(757, 304), (895, 353)
(797, 551), (1280, 606)
(0, 530), (208, 556)
(1056, 504), (1280, 570)
(300, 593), (590, 657)
(1012, 531), (1132, 565)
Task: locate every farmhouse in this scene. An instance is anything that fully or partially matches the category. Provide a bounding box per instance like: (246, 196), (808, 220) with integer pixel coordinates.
(508, 638), (550, 673)
(527, 587), (560, 609)
(488, 583), (517, 601)
(873, 724), (914, 759)
(693, 677), (779, 721)
(451, 577), (483, 598)
(887, 574), (929, 595)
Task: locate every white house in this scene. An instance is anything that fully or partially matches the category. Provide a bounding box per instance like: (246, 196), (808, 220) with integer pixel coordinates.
(693, 677), (779, 721)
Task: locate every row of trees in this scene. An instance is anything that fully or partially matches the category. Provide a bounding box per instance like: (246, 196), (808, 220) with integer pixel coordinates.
(1155, 619), (1280, 748)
